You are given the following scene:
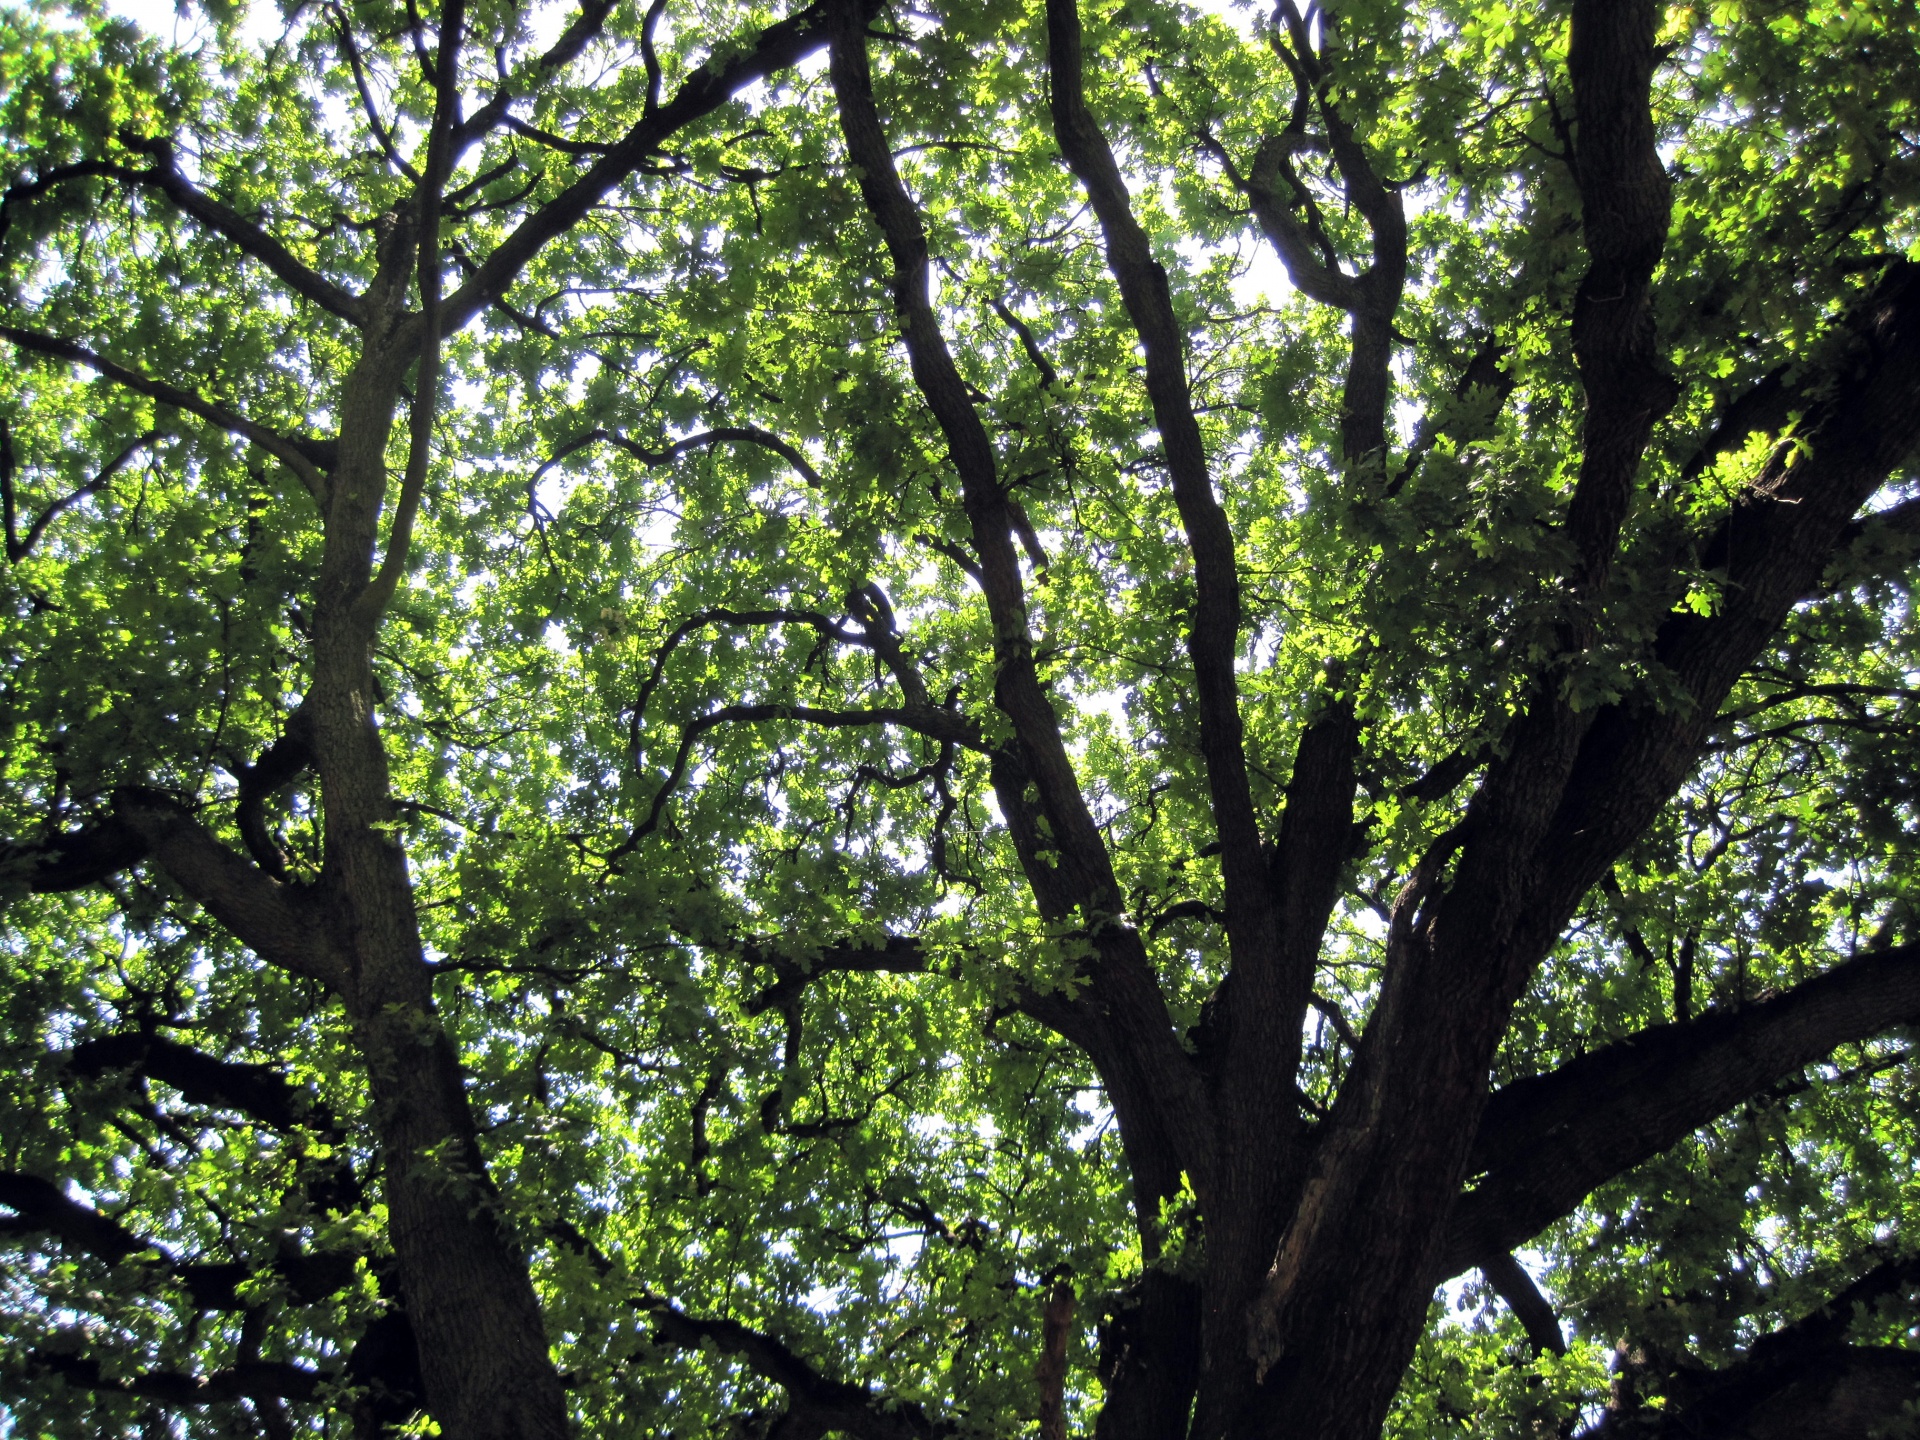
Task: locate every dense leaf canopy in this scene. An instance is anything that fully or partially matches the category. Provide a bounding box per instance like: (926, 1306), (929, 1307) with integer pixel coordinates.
(2, 0), (1920, 1436)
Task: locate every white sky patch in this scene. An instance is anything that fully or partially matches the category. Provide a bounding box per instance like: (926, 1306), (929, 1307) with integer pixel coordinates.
(105, 0), (274, 49)
(1229, 241), (1295, 308)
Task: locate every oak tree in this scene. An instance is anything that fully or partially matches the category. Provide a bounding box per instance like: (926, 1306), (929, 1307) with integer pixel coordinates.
(3, 0), (1920, 1436)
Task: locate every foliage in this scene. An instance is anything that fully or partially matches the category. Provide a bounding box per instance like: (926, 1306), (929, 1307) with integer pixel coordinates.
(1, 0), (1919, 1435)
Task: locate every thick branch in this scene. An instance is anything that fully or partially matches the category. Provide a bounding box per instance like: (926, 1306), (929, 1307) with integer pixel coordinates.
(0, 814), (149, 894)
(1562, 0), (1677, 591)
(353, 0), (467, 629)
(1536, 261), (1920, 953)
(1478, 1252), (1565, 1357)
(828, 0), (1107, 908)
(234, 708), (317, 880)
(117, 139), (369, 326)
(1586, 1261), (1920, 1438)
(1224, 3), (1407, 463)
(1, 151), (364, 326)
(827, 0), (1212, 1226)
(741, 935), (931, 1016)
(1236, 133), (1360, 311)
(111, 789), (344, 989)
(66, 1031), (336, 1136)
(1812, 490), (1920, 597)
(1036, 1280), (1075, 1440)
(0, 1171), (147, 1262)
(1438, 944), (1920, 1278)
(0, 1170), (356, 1309)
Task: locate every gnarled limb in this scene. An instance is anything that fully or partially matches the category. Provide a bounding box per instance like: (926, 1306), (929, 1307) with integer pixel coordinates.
(233, 708), (317, 881)
(1218, 0), (1408, 465)
(629, 701), (986, 847)
(452, 0), (619, 148)
(351, 0), (467, 631)
(0, 1170), (149, 1263)
(740, 934), (931, 1017)
(118, 137), (369, 326)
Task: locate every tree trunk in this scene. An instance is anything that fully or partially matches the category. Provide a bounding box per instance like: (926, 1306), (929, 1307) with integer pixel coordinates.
(303, 295), (570, 1440)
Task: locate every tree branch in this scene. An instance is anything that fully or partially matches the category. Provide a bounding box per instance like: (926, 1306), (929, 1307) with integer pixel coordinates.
(0, 325), (328, 501)
(442, 1), (850, 335)
(2, 423), (161, 562)
(233, 707), (317, 880)
(0, 813), (150, 895)
(66, 1031), (338, 1137)
(27, 1350), (321, 1406)
(453, 0), (620, 149)
(1811, 489), (1920, 597)
(1036, 1279), (1075, 1440)
(1534, 260), (1920, 957)
(1478, 1252), (1565, 1357)
(110, 789), (345, 989)
(1561, 0), (1678, 593)
(537, 424), (825, 489)
(740, 934), (932, 1016)
(1217, 2), (1408, 464)
(3, 148), (366, 326)
(644, 1298), (951, 1440)
(0, 1170), (357, 1309)
(629, 701), (985, 847)
(1437, 943), (1920, 1278)
(828, 0), (1214, 1230)
(1585, 1259), (1920, 1438)
(1048, 0), (1291, 1048)
(0, 1171), (148, 1262)
(354, 0), (467, 630)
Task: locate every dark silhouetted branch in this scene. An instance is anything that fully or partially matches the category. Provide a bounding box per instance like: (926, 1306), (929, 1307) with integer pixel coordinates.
(1439, 944), (1920, 1278)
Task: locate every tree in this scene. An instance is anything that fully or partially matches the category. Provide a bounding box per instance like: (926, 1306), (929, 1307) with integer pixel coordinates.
(2, 0), (1919, 1433)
